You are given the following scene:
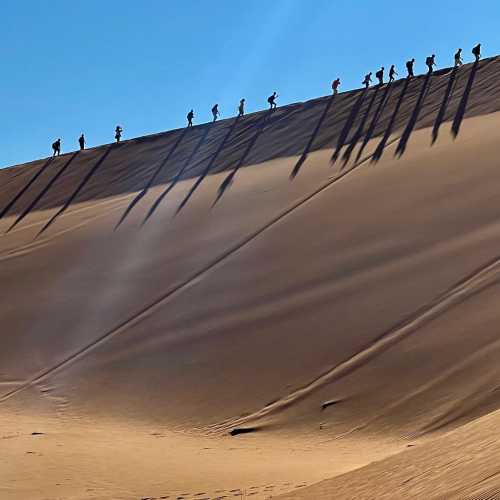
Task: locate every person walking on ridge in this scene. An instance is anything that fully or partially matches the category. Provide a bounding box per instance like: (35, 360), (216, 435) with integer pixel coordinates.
(389, 65), (398, 83)
(52, 138), (61, 157)
(426, 54), (436, 74)
(238, 98), (245, 117)
(115, 126), (123, 143)
(362, 72), (372, 88)
(187, 109), (194, 127)
(78, 134), (85, 150)
(472, 43), (481, 62)
(376, 67), (384, 86)
(406, 58), (415, 78)
(267, 92), (278, 110)
(211, 104), (220, 122)
(454, 48), (463, 68)
(332, 78), (341, 95)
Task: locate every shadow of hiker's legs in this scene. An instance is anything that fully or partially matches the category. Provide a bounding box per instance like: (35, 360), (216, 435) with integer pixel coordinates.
(432, 68), (458, 144)
(452, 61), (479, 139)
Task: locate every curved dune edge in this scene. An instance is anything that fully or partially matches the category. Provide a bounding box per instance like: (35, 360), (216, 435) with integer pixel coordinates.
(3, 58), (500, 499)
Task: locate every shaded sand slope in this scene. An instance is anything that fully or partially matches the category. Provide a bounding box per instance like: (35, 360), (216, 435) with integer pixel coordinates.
(2, 58), (500, 499)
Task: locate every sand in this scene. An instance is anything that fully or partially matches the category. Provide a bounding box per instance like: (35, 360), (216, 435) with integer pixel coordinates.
(2, 57), (500, 499)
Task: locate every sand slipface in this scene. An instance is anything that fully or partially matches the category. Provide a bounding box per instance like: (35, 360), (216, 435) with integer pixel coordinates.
(2, 58), (500, 499)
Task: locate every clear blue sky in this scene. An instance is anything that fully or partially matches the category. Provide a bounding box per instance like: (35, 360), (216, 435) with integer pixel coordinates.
(1, 0), (498, 168)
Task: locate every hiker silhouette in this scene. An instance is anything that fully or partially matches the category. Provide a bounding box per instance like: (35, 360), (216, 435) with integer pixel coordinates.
(115, 126), (123, 143)
(472, 43), (481, 62)
(426, 54), (436, 74)
(376, 67), (384, 86)
(211, 104), (219, 122)
(238, 98), (245, 116)
(78, 134), (85, 150)
(454, 48), (463, 67)
(362, 72), (372, 88)
(187, 109), (194, 127)
(389, 65), (397, 83)
(406, 58), (415, 78)
(267, 92), (278, 109)
(52, 138), (61, 157)
(332, 78), (341, 94)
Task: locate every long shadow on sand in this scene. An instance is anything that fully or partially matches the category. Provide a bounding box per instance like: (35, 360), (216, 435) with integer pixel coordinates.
(451, 60), (479, 139)
(290, 94), (337, 179)
(331, 88), (368, 164)
(371, 78), (411, 163)
(0, 156), (54, 220)
(176, 116), (241, 214)
(341, 86), (380, 168)
(355, 83), (393, 163)
(7, 151), (80, 232)
(394, 73), (432, 158)
(115, 127), (189, 229)
(211, 110), (273, 207)
(142, 124), (213, 224)
(431, 67), (459, 144)
(37, 145), (114, 236)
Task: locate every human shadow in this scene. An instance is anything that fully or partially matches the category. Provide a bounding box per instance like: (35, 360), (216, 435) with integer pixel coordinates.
(331, 88), (367, 164)
(394, 73), (432, 158)
(37, 145), (114, 236)
(176, 116), (241, 214)
(290, 94), (336, 179)
(371, 78), (411, 163)
(451, 60), (479, 139)
(142, 124), (212, 224)
(341, 87), (380, 167)
(0, 156), (54, 220)
(212, 110), (272, 207)
(115, 127), (189, 229)
(432, 67), (459, 144)
(355, 83), (393, 163)
(7, 151), (79, 232)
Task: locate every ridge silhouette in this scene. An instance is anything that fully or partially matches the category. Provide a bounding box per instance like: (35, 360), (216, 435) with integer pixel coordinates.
(0, 157), (54, 219)
(7, 151), (79, 232)
(115, 127), (189, 229)
(37, 145), (114, 236)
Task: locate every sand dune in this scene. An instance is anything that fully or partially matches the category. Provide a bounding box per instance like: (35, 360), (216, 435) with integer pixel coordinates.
(2, 57), (500, 499)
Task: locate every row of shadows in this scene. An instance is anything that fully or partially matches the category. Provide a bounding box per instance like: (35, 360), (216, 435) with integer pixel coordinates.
(0, 62), (481, 235)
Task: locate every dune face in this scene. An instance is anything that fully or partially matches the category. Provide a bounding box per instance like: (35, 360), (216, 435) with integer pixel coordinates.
(3, 57), (500, 499)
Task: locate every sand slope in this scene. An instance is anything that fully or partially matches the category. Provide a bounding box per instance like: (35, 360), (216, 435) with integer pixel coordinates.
(2, 58), (500, 499)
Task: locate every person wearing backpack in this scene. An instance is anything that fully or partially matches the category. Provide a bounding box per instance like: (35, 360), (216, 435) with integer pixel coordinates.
(376, 67), (384, 86)
(267, 92), (278, 110)
(406, 58), (415, 78)
(362, 72), (372, 88)
(426, 54), (436, 74)
(472, 43), (481, 62)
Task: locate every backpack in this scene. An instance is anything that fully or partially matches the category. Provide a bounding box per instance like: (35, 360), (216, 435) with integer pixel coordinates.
(425, 57), (432, 66)
(376, 70), (383, 79)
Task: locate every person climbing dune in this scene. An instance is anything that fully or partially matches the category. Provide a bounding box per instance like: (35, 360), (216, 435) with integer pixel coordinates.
(376, 67), (384, 86)
(362, 72), (372, 88)
(406, 58), (415, 78)
(115, 126), (123, 143)
(332, 78), (341, 95)
(267, 92), (278, 110)
(389, 65), (398, 83)
(472, 43), (481, 62)
(238, 98), (245, 117)
(426, 54), (436, 74)
(52, 138), (61, 157)
(187, 109), (194, 127)
(211, 104), (219, 122)
(454, 48), (463, 68)
(78, 134), (85, 150)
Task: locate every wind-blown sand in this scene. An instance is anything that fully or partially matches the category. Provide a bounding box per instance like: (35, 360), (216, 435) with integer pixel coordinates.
(2, 57), (500, 499)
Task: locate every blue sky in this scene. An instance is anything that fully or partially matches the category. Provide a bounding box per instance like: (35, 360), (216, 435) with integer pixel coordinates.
(1, 0), (498, 168)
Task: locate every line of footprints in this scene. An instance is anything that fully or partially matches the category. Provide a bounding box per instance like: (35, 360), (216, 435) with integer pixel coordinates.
(140, 481), (308, 500)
